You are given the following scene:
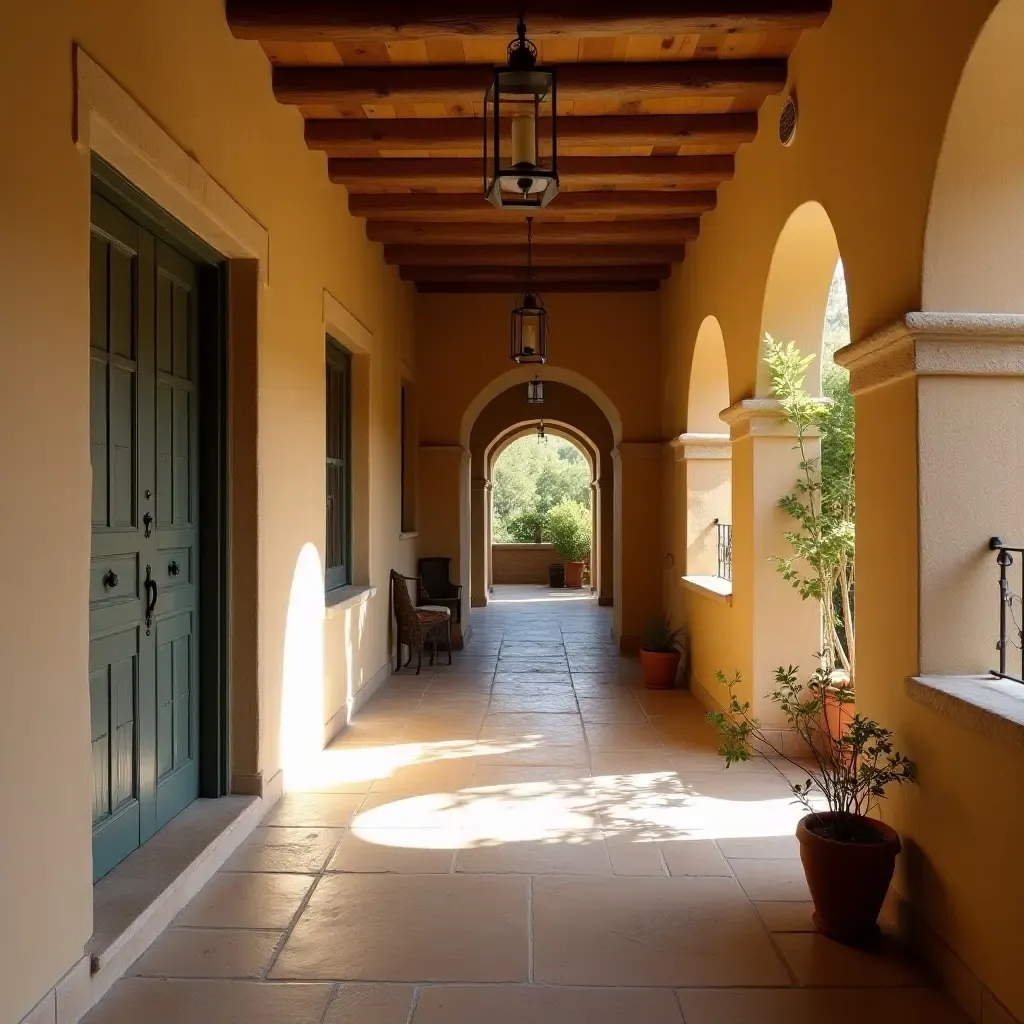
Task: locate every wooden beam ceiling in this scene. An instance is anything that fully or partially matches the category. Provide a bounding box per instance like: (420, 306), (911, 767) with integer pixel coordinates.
(273, 60), (788, 107)
(329, 155), (735, 191)
(367, 219), (699, 245)
(348, 191), (718, 221)
(400, 264), (672, 283)
(305, 113), (758, 156)
(382, 244), (686, 266)
(417, 280), (662, 293)
(226, 1), (832, 40)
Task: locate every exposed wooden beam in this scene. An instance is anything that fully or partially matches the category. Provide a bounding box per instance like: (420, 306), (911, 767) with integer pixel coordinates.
(367, 219), (699, 246)
(417, 281), (662, 293)
(382, 244), (685, 266)
(330, 155), (734, 191)
(227, 1), (832, 41)
(350, 191), (717, 221)
(400, 264), (672, 283)
(273, 60), (788, 107)
(305, 113), (757, 155)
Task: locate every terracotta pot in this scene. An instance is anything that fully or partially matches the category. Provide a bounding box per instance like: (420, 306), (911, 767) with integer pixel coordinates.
(564, 561), (585, 588)
(824, 686), (855, 744)
(640, 649), (680, 690)
(797, 811), (901, 945)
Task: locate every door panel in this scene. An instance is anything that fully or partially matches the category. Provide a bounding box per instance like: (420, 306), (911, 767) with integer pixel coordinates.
(89, 194), (201, 880)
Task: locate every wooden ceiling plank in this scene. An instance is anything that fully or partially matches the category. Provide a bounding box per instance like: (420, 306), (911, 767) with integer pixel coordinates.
(366, 218), (700, 245)
(305, 112), (757, 154)
(272, 59), (788, 106)
(383, 243), (686, 265)
(227, 1), (833, 41)
(349, 190), (717, 220)
(329, 154), (735, 189)
(416, 280), (663, 293)
(400, 264), (672, 282)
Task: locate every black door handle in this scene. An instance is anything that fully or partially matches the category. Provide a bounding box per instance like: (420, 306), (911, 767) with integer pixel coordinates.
(103, 570), (119, 589)
(143, 512), (153, 539)
(168, 560), (181, 577)
(144, 565), (158, 635)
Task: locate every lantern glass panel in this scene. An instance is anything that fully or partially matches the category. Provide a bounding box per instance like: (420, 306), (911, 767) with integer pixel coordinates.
(511, 297), (548, 365)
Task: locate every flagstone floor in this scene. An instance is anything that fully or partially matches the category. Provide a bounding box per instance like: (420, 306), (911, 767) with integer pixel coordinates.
(85, 587), (966, 1023)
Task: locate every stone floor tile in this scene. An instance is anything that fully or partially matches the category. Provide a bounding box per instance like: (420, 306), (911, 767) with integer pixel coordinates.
(327, 829), (456, 873)
(754, 900), (817, 932)
(491, 679), (574, 694)
(660, 838), (733, 876)
(677, 987), (971, 1024)
(269, 874), (529, 982)
(129, 928), (283, 979)
(532, 876), (791, 986)
(729, 857), (812, 901)
(718, 834), (800, 858)
(774, 932), (926, 987)
(262, 794), (364, 828)
(412, 985), (684, 1023)
(223, 826), (344, 873)
(488, 692), (579, 714)
(577, 697), (648, 723)
(323, 984), (418, 1024)
(602, 831), (669, 876)
(455, 835), (612, 874)
(471, 765), (589, 787)
(480, 713), (587, 744)
(400, 717), (485, 743)
(590, 751), (677, 775)
(82, 980), (334, 1024)
(583, 721), (666, 750)
(175, 872), (313, 930)
(368, 760), (477, 794)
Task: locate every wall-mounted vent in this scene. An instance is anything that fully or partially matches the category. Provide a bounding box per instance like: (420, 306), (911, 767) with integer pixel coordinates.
(779, 93), (798, 147)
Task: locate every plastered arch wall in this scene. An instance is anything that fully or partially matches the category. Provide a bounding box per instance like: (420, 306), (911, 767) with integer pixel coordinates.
(687, 316), (731, 433)
(487, 420), (598, 483)
(757, 201), (841, 395)
(923, 0), (1024, 312)
(469, 383), (615, 610)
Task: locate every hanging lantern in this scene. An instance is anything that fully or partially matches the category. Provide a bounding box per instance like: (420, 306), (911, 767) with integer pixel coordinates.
(537, 420), (548, 443)
(526, 375), (545, 404)
(511, 218), (548, 364)
(483, 8), (558, 210)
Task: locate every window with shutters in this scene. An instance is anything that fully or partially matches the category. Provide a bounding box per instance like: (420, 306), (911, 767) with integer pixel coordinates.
(326, 337), (352, 591)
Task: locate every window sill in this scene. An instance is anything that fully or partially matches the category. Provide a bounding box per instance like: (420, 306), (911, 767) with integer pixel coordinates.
(325, 584), (377, 616)
(907, 674), (1024, 751)
(681, 575), (733, 605)
(400, 531), (419, 541)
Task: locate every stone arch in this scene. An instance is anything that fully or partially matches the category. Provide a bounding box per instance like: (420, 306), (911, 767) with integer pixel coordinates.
(757, 201), (842, 396)
(923, 0), (1024, 312)
(487, 419), (599, 483)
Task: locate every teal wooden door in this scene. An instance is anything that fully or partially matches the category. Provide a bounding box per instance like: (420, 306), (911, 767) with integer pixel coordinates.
(89, 195), (201, 881)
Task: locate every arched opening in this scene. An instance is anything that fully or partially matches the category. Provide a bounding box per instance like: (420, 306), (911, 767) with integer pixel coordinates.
(489, 428), (595, 596)
(923, 0), (1024, 311)
(757, 200), (842, 396)
(682, 316), (733, 582)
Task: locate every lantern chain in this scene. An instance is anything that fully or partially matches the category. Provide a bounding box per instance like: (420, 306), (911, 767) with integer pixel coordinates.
(526, 217), (534, 290)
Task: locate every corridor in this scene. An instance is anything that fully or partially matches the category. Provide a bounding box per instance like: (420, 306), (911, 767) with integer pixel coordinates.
(82, 587), (964, 1023)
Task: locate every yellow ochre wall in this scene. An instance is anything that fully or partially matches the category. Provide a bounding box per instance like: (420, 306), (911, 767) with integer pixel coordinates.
(660, 0), (1024, 1017)
(0, 1), (417, 1020)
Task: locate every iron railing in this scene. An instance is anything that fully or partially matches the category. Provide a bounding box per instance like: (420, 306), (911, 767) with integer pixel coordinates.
(714, 520), (733, 582)
(990, 537), (1024, 683)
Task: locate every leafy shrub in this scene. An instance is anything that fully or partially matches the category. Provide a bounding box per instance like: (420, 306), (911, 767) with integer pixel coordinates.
(641, 614), (686, 653)
(546, 500), (591, 562)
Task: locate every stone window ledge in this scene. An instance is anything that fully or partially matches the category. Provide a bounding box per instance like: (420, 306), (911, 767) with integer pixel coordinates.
(399, 531), (419, 541)
(325, 584), (377, 615)
(907, 674), (1024, 750)
(681, 575), (733, 605)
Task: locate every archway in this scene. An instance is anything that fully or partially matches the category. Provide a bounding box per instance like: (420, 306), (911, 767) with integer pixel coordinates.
(487, 421), (600, 600)
(465, 380), (617, 633)
(757, 200), (842, 396)
(923, 0), (1024, 311)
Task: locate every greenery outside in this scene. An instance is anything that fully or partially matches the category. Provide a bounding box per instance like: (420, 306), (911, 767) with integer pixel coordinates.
(546, 499), (592, 563)
(492, 435), (591, 544)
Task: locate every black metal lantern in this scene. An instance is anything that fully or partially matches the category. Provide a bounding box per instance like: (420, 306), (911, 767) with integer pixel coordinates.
(483, 9), (558, 210)
(537, 420), (548, 443)
(510, 218), (548, 364)
(526, 375), (544, 404)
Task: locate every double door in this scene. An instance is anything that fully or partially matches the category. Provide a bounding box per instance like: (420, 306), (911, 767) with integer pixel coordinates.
(89, 193), (201, 881)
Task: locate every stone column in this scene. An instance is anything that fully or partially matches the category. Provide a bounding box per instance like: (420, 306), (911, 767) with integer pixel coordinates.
(674, 433), (732, 579)
(719, 400), (821, 739)
(470, 475), (489, 608)
(590, 480), (600, 594)
(485, 482), (494, 594)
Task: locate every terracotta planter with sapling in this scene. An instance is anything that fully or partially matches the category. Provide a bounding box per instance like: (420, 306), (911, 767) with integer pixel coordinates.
(546, 500), (591, 590)
(640, 614), (687, 690)
(709, 667), (913, 945)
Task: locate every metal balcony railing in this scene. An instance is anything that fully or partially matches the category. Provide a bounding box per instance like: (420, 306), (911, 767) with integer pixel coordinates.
(990, 537), (1024, 683)
(714, 519), (733, 583)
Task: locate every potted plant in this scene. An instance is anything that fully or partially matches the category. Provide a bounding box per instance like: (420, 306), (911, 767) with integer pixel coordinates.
(708, 666), (914, 945)
(546, 499), (591, 589)
(639, 614), (686, 690)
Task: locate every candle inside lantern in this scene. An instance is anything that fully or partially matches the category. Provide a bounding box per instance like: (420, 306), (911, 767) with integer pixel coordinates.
(522, 319), (538, 354)
(511, 113), (537, 168)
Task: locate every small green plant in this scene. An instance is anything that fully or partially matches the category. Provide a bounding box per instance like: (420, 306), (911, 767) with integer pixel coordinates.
(707, 667), (914, 842)
(641, 613), (686, 653)
(546, 499), (592, 563)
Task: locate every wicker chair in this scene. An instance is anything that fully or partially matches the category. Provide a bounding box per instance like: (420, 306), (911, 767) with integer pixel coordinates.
(391, 569), (452, 674)
(417, 557), (462, 624)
